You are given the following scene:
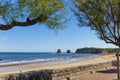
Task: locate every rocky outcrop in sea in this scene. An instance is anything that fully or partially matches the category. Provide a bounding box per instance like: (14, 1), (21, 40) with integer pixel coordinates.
(67, 50), (71, 53)
(0, 58), (3, 61)
(57, 49), (62, 53)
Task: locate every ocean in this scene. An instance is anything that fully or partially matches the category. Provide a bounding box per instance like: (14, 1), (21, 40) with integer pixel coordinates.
(0, 52), (98, 66)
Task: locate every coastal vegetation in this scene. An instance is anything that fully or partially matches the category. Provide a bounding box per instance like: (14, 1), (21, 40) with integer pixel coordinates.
(72, 0), (120, 79)
(73, 0), (120, 47)
(0, 0), (64, 30)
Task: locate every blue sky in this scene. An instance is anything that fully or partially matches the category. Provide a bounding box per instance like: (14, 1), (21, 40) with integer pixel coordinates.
(0, 0), (117, 52)
(0, 21), (117, 52)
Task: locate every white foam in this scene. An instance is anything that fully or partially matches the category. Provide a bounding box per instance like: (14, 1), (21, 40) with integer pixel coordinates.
(0, 58), (60, 66)
(0, 55), (98, 66)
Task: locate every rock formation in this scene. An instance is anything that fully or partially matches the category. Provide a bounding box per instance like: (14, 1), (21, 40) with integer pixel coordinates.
(0, 58), (3, 61)
(57, 49), (62, 53)
(67, 50), (71, 53)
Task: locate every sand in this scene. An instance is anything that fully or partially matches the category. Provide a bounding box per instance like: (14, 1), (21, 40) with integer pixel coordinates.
(0, 54), (118, 80)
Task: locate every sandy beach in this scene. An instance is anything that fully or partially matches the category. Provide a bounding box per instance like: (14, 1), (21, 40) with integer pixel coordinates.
(0, 54), (117, 80)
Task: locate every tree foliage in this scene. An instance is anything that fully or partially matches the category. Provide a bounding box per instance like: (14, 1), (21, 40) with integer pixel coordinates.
(0, 0), (64, 30)
(72, 0), (120, 47)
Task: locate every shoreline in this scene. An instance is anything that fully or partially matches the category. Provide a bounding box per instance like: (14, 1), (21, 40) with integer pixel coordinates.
(0, 54), (98, 67)
(0, 54), (116, 75)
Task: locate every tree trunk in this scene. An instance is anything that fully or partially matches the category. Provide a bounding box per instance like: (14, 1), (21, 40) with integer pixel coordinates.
(117, 52), (120, 80)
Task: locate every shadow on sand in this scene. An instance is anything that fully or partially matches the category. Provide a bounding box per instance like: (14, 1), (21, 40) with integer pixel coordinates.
(97, 69), (117, 74)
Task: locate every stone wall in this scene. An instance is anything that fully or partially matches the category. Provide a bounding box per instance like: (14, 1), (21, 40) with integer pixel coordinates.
(0, 60), (116, 80)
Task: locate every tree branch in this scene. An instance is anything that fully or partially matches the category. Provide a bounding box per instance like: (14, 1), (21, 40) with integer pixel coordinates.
(0, 14), (47, 30)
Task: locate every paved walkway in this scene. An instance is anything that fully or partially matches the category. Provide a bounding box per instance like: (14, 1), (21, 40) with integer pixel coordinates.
(73, 67), (117, 80)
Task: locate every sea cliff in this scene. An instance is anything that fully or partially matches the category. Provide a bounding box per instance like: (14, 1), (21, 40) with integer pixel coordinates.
(75, 47), (120, 54)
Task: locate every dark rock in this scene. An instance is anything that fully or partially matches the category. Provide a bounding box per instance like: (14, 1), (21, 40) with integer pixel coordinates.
(66, 77), (70, 80)
(67, 50), (71, 53)
(0, 58), (3, 61)
(57, 49), (62, 53)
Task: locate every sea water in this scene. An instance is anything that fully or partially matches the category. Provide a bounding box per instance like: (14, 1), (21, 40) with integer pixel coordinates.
(0, 52), (98, 66)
